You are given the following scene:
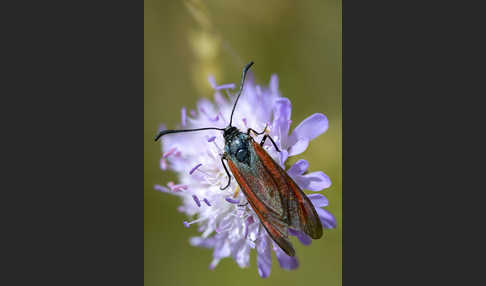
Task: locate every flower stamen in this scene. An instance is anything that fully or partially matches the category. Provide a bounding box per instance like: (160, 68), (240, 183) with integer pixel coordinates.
(189, 163), (203, 175)
(169, 183), (188, 192)
(163, 147), (178, 158)
(183, 216), (205, 228)
(203, 198), (211, 206)
(225, 197), (240, 204)
(233, 185), (240, 198)
(192, 195), (201, 207)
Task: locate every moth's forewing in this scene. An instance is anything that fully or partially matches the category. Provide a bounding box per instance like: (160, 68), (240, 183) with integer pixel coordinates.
(251, 140), (323, 239)
(225, 133), (296, 256)
(225, 135), (323, 257)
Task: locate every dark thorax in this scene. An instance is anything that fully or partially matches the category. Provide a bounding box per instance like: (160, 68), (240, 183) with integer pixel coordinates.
(223, 127), (252, 166)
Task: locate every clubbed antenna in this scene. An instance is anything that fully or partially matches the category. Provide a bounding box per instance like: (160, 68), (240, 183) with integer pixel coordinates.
(228, 61), (254, 127)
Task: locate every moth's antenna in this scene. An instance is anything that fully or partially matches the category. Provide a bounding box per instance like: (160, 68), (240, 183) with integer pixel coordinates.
(228, 61), (254, 127)
(155, 127), (225, 141)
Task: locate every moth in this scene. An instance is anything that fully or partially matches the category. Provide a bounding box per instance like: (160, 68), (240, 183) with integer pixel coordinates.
(155, 62), (323, 256)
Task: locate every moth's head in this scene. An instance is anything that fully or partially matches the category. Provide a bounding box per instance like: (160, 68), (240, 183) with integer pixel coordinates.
(223, 126), (240, 141)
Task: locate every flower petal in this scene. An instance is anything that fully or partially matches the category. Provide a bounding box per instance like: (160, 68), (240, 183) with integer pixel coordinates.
(287, 159), (309, 178)
(289, 229), (312, 246)
(213, 92), (228, 109)
(215, 83), (236, 90)
(216, 215), (234, 233)
(181, 107), (187, 127)
(213, 234), (231, 259)
(272, 98), (292, 147)
(308, 193), (329, 207)
(316, 208), (337, 229)
(279, 150), (289, 166)
(295, 171), (332, 191)
(270, 74), (279, 93)
(273, 242), (299, 270)
(290, 113), (329, 144)
(209, 258), (220, 270)
(288, 138), (309, 156)
(232, 240), (250, 268)
(257, 234), (272, 278)
(189, 236), (217, 248)
(208, 75), (235, 90)
(154, 184), (174, 194)
(208, 75), (217, 88)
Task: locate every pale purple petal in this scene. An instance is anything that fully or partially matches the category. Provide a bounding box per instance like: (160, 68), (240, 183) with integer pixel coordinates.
(257, 234), (272, 278)
(190, 236), (217, 248)
(289, 229), (312, 246)
(199, 107), (219, 122)
(279, 150), (289, 166)
(154, 184), (171, 193)
(213, 91), (228, 108)
(163, 147), (177, 158)
(287, 159), (309, 178)
(169, 184), (188, 192)
(232, 240), (250, 267)
(160, 158), (167, 170)
(197, 98), (217, 119)
(216, 216), (233, 233)
(288, 138), (310, 157)
(290, 113), (329, 142)
(157, 124), (166, 133)
(308, 193), (329, 207)
(270, 74), (279, 93)
(208, 75), (236, 90)
(272, 98), (291, 147)
(213, 234), (231, 259)
(295, 171), (332, 191)
(208, 75), (217, 88)
(215, 83), (236, 90)
(316, 208), (337, 229)
(244, 216), (254, 238)
(209, 258), (220, 270)
(273, 242), (299, 270)
(181, 107), (187, 126)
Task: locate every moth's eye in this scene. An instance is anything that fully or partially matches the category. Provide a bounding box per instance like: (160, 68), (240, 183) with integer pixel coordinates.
(236, 148), (249, 162)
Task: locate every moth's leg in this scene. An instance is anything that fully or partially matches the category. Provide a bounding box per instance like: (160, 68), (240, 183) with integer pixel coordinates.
(220, 156), (232, 190)
(238, 202), (249, 207)
(260, 134), (281, 153)
(247, 124), (268, 136)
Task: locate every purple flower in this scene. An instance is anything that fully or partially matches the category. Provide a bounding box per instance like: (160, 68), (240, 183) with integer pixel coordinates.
(156, 71), (336, 277)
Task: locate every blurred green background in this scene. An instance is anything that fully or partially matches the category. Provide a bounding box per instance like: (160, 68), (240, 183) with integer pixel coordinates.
(144, 1), (341, 285)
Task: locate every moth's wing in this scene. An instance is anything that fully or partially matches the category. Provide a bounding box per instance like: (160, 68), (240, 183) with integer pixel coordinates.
(251, 140), (323, 239)
(226, 155), (296, 256)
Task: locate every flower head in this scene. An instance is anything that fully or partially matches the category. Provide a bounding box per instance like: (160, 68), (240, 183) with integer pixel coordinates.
(156, 70), (335, 277)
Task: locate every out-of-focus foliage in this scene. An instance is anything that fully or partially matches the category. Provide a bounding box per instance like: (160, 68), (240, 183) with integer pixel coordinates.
(145, 0), (341, 285)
